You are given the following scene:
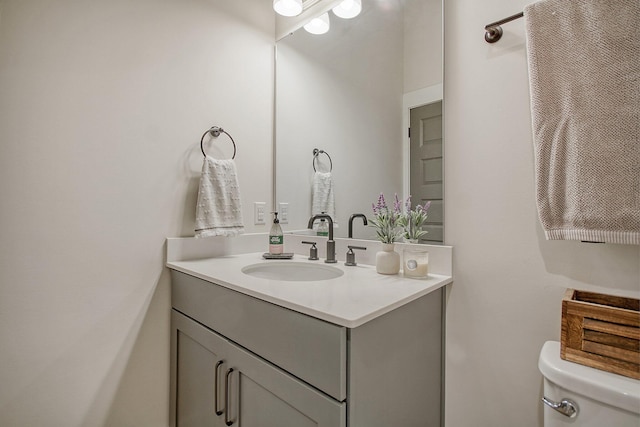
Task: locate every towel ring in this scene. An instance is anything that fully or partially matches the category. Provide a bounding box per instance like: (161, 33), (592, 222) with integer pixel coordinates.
(200, 126), (236, 159)
(313, 148), (332, 172)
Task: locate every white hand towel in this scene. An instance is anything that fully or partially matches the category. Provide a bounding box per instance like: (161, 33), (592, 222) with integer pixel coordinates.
(195, 157), (245, 238)
(311, 171), (336, 221)
(525, 0), (639, 244)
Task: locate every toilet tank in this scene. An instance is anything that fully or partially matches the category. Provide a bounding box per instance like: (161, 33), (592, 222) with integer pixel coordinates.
(539, 341), (640, 427)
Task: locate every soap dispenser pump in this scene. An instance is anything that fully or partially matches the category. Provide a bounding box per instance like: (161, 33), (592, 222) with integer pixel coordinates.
(269, 212), (284, 255)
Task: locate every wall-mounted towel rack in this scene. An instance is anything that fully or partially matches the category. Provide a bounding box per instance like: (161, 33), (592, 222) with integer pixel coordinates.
(312, 148), (332, 172)
(484, 11), (524, 43)
(200, 126), (237, 159)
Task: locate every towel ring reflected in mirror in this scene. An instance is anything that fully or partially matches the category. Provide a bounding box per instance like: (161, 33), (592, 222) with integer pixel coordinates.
(312, 148), (332, 172)
(200, 126), (237, 159)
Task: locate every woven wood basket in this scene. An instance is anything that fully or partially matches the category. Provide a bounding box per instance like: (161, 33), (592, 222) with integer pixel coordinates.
(561, 289), (640, 379)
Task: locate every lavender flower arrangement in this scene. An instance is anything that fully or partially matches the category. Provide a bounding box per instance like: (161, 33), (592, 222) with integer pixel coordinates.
(398, 196), (431, 241)
(370, 193), (404, 244)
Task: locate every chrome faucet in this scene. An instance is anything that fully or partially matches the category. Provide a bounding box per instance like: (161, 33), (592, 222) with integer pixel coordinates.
(308, 214), (336, 263)
(348, 213), (368, 238)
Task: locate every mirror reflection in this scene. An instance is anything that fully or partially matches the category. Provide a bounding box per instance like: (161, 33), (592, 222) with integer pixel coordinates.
(275, 0), (443, 243)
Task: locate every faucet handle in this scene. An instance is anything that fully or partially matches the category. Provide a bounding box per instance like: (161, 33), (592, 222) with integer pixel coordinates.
(302, 241), (319, 260)
(345, 245), (367, 266)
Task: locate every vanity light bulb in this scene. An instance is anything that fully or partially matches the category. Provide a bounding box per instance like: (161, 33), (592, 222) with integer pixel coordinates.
(304, 13), (330, 35)
(332, 0), (362, 19)
(273, 0), (303, 17)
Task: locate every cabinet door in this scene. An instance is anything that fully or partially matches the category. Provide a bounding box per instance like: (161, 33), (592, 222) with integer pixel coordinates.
(224, 341), (346, 427)
(172, 309), (346, 427)
(171, 310), (228, 427)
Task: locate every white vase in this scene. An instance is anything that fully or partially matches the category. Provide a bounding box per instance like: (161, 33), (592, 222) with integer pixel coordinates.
(376, 243), (400, 275)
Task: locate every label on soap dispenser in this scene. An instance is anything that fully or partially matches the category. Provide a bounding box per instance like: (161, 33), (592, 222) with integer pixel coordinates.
(269, 235), (283, 254)
(270, 235), (283, 245)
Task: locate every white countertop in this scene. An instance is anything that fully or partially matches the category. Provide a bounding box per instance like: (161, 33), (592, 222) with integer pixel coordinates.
(167, 252), (452, 328)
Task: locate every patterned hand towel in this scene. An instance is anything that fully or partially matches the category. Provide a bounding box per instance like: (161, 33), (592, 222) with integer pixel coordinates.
(525, 0), (639, 244)
(195, 157), (245, 238)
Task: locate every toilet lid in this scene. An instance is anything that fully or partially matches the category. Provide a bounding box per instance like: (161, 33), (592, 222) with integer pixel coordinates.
(538, 341), (640, 414)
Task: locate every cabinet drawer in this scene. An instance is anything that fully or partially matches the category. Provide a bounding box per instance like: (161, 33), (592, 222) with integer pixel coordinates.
(171, 270), (347, 401)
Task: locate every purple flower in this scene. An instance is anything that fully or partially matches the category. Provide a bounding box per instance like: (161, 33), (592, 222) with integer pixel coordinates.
(370, 192), (405, 243)
(405, 195), (412, 213)
(377, 193), (387, 212)
(393, 194), (401, 214)
(373, 193), (388, 215)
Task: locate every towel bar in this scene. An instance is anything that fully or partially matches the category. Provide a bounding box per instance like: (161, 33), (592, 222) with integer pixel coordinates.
(484, 11), (524, 43)
(312, 148), (332, 172)
(200, 126), (237, 159)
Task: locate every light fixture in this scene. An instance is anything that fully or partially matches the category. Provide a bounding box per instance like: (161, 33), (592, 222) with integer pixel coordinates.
(304, 12), (330, 34)
(332, 0), (361, 19)
(273, 0), (303, 17)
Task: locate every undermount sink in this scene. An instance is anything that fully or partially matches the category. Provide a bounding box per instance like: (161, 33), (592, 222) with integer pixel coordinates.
(241, 261), (344, 282)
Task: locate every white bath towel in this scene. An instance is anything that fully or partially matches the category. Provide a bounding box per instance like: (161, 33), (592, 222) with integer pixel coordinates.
(195, 157), (245, 238)
(311, 171), (336, 221)
(525, 0), (639, 244)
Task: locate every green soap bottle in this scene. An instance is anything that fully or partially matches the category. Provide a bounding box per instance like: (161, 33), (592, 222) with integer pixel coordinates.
(317, 211), (329, 237)
(269, 212), (284, 254)
(317, 218), (329, 237)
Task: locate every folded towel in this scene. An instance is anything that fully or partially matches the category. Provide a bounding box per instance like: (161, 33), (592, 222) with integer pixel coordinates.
(195, 157), (245, 238)
(525, 0), (639, 244)
(311, 171), (336, 221)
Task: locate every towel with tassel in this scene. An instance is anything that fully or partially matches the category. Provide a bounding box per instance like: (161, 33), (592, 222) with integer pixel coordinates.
(195, 157), (245, 238)
(311, 171), (336, 221)
(524, 0), (639, 244)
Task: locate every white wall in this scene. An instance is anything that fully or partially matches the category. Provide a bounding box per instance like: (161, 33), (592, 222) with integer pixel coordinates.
(444, 0), (640, 426)
(0, 1), (274, 426)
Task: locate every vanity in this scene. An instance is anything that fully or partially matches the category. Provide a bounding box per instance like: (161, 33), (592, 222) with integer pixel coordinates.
(166, 236), (452, 427)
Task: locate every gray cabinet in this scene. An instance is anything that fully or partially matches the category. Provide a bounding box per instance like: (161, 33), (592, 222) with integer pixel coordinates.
(172, 310), (345, 427)
(170, 270), (443, 427)
(173, 313), (227, 427)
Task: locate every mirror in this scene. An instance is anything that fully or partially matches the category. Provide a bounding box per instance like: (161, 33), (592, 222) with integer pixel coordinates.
(275, 0), (443, 243)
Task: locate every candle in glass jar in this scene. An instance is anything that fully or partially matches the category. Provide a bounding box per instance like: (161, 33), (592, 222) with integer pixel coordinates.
(403, 249), (429, 279)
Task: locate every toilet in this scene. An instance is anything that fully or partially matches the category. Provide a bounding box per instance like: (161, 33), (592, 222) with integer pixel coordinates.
(539, 341), (640, 426)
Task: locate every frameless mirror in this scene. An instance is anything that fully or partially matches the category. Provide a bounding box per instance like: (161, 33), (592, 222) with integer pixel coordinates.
(275, 0), (443, 243)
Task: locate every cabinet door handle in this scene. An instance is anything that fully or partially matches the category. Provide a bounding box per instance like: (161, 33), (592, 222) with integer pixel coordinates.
(224, 368), (235, 426)
(214, 360), (224, 416)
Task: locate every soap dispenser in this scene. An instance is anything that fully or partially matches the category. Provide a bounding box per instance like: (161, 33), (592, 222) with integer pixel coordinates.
(269, 212), (284, 255)
(317, 212), (329, 237)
